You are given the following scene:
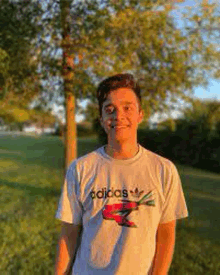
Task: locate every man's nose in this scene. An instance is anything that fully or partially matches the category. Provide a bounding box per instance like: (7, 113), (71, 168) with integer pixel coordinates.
(112, 108), (125, 120)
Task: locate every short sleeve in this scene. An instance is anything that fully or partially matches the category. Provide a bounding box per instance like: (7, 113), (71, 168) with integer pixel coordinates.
(55, 162), (83, 225)
(159, 162), (188, 224)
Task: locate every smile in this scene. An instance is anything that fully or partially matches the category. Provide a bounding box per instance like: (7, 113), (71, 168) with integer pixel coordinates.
(111, 126), (128, 129)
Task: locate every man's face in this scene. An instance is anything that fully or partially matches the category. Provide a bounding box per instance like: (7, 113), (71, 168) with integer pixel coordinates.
(99, 88), (144, 143)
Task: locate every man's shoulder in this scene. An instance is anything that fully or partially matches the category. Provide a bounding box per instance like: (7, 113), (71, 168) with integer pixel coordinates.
(68, 146), (103, 170)
(141, 146), (175, 169)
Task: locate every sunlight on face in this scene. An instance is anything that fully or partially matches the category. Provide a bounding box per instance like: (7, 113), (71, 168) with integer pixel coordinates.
(100, 88), (144, 143)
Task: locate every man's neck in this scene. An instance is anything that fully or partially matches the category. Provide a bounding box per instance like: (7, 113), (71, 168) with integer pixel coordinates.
(105, 142), (139, 160)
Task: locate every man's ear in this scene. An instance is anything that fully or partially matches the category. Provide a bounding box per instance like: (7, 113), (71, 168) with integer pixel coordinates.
(138, 109), (144, 124)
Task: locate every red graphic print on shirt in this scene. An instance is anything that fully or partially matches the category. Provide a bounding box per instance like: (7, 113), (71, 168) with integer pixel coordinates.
(102, 191), (155, 228)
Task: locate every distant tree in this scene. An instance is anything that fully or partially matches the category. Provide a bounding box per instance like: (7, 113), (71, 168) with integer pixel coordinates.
(0, 48), (9, 97)
(70, 0), (220, 142)
(179, 98), (220, 137)
(158, 118), (176, 132)
(0, 0), (43, 105)
(2, 0), (220, 167)
(82, 101), (99, 125)
(0, 101), (56, 132)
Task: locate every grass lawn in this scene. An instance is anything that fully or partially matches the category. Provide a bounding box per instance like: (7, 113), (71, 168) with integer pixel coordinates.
(0, 134), (219, 274)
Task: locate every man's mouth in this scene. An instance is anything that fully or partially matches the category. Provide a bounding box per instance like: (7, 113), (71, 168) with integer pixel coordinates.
(111, 125), (128, 129)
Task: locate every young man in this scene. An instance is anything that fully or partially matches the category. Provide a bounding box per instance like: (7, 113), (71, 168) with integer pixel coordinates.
(55, 73), (188, 275)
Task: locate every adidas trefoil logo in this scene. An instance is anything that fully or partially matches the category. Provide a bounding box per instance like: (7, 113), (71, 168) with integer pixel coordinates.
(130, 188), (144, 198)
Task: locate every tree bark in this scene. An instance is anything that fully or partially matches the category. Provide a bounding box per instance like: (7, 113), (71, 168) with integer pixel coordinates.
(60, 0), (77, 170)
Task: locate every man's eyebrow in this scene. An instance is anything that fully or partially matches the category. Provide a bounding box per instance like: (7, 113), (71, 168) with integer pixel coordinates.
(104, 101), (134, 108)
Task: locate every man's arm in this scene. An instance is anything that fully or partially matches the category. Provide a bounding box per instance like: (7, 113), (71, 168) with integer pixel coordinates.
(55, 221), (82, 275)
(149, 220), (176, 275)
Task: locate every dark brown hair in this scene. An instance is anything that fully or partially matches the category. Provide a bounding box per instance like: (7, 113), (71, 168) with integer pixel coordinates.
(97, 73), (142, 117)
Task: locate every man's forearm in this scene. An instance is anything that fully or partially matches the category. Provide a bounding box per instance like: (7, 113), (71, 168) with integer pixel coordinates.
(55, 223), (82, 275)
(150, 220), (176, 275)
(55, 235), (74, 275)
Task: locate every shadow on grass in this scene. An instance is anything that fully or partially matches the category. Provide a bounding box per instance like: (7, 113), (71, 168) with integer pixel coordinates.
(171, 226), (220, 275)
(180, 172), (220, 196)
(170, 190), (220, 274)
(0, 135), (101, 171)
(169, 165), (220, 274)
(182, 192), (220, 245)
(0, 179), (60, 198)
(176, 166), (220, 243)
(0, 135), (64, 170)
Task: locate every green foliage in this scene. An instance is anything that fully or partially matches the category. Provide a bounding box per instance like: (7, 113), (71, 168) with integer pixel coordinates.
(0, 104), (30, 124)
(82, 101), (99, 124)
(179, 98), (220, 137)
(2, 0), (220, 128)
(136, 126), (220, 174)
(76, 123), (95, 137)
(92, 117), (108, 145)
(0, 0), (43, 103)
(157, 118), (176, 132)
(0, 48), (9, 79)
(64, 0), (220, 124)
(0, 102), (56, 132)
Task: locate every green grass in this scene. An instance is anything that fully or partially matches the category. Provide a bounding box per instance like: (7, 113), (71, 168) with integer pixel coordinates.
(170, 164), (220, 274)
(0, 134), (220, 274)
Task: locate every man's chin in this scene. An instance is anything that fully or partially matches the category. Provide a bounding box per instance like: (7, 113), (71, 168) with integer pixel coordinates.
(108, 133), (130, 143)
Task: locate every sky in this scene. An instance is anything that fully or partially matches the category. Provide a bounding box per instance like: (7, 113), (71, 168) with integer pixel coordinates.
(194, 80), (220, 101)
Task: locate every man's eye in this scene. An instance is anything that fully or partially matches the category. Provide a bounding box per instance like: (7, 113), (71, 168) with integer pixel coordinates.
(105, 106), (131, 113)
(106, 108), (114, 114)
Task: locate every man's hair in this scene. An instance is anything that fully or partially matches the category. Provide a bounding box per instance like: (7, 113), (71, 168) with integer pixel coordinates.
(97, 73), (142, 117)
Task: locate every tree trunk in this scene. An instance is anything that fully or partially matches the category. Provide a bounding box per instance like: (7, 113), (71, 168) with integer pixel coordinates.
(60, 0), (77, 170)
(65, 88), (77, 168)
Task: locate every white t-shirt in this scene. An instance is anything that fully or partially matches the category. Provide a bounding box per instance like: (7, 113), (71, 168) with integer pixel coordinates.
(56, 144), (188, 275)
